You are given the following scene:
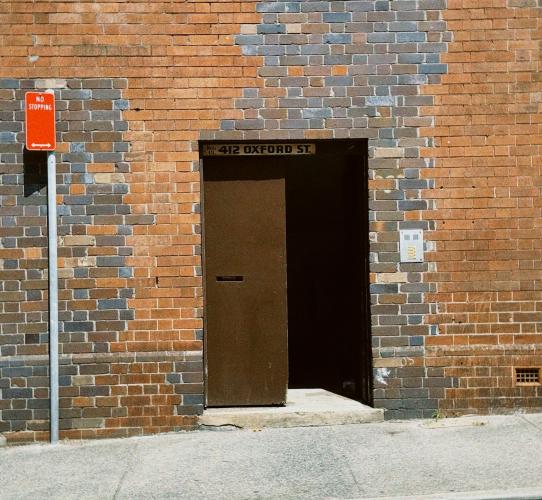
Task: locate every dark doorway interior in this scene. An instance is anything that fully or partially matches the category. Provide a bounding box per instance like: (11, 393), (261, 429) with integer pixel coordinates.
(285, 142), (370, 403)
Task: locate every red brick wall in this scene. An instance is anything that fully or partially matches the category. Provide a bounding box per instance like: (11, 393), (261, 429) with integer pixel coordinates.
(2, 0), (542, 442)
(1, 1), (260, 442)
(420, 0), (542, 414)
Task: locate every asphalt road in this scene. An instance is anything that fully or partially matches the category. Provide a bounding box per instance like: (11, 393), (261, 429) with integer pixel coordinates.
(2, 414), (542, 499)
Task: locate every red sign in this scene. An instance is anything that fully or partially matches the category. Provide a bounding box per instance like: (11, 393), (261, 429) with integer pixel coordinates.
(25, 92), (56, 151)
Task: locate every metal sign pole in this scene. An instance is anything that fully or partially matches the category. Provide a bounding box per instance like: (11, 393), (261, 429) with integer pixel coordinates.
(47, 149), (59, 444)
(26, 88), (58, 443)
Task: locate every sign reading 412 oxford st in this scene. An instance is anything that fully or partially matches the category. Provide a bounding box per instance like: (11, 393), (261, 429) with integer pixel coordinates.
(25, 91), (56, 151)
(202, 143), (315, 157)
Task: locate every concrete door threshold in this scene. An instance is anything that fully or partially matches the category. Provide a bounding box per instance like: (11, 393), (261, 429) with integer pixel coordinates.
(199, 388), (384, 429)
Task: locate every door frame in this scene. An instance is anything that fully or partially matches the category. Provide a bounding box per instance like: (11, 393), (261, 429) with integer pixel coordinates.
(199, 139), (373, 408)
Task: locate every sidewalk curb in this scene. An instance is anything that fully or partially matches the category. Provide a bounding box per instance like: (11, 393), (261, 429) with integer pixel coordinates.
(361, 486), (542, 500)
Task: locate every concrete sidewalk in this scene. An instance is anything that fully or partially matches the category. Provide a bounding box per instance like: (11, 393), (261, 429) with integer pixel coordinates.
(2, 413), (542, 499)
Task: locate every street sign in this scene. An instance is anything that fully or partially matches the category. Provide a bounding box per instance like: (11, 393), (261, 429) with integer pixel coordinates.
(25, 91), (56, 151)
(202, 143), (316, 156)
(25, 90), (59, 442)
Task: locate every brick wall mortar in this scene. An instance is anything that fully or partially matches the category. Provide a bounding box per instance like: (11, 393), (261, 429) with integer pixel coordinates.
(215, 0), (451, 419)
(0, 0), (453, 439)
(2, 0), (540, 441)
(419, 0), (542, 415)
(0, 76), (203, 442)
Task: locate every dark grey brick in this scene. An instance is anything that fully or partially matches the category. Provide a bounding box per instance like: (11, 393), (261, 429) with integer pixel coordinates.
(113, 99), (129, 110)
(61, 89), (92, 100)
(323, 12), (351, 22)
(257, 24), (286, 34)
(0, 79), (19, 89)
(64, 322), (93, 332)
(0, 131), (17, 143)
(300, 2), (329, 12)
(419, 63), (447, 74)
(235, 119), (265, 130)
(183, 394), (204, 405)
(302, 108), (332, 119)
(97, 298), (127, 310)
(95, 256), (124, 267)
(279, 55), (308, 66)
(388, 21), (418, 32)
(323, 33), (352, 44)
(367, 32), (396, 43)
(235, 35), (264, 45)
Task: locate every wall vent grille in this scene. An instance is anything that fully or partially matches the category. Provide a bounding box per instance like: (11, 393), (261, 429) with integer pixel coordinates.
(515, 367), (540, 386)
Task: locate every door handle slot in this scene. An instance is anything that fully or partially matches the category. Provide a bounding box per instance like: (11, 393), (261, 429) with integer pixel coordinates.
(216, 275), (244, 282)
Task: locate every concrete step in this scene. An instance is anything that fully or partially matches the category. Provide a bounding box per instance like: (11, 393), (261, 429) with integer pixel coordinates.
(199, 388), (384, 429)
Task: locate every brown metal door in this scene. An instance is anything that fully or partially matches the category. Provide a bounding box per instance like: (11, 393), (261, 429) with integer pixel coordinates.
(203, 157), (288, 407)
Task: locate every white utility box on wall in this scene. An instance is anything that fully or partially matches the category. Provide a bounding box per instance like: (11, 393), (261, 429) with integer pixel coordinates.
(399, 229), (424, 263)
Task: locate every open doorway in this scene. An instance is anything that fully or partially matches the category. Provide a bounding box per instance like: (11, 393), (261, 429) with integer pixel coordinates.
(285, 141), (370, 403)
(201, 140), (371, 407)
